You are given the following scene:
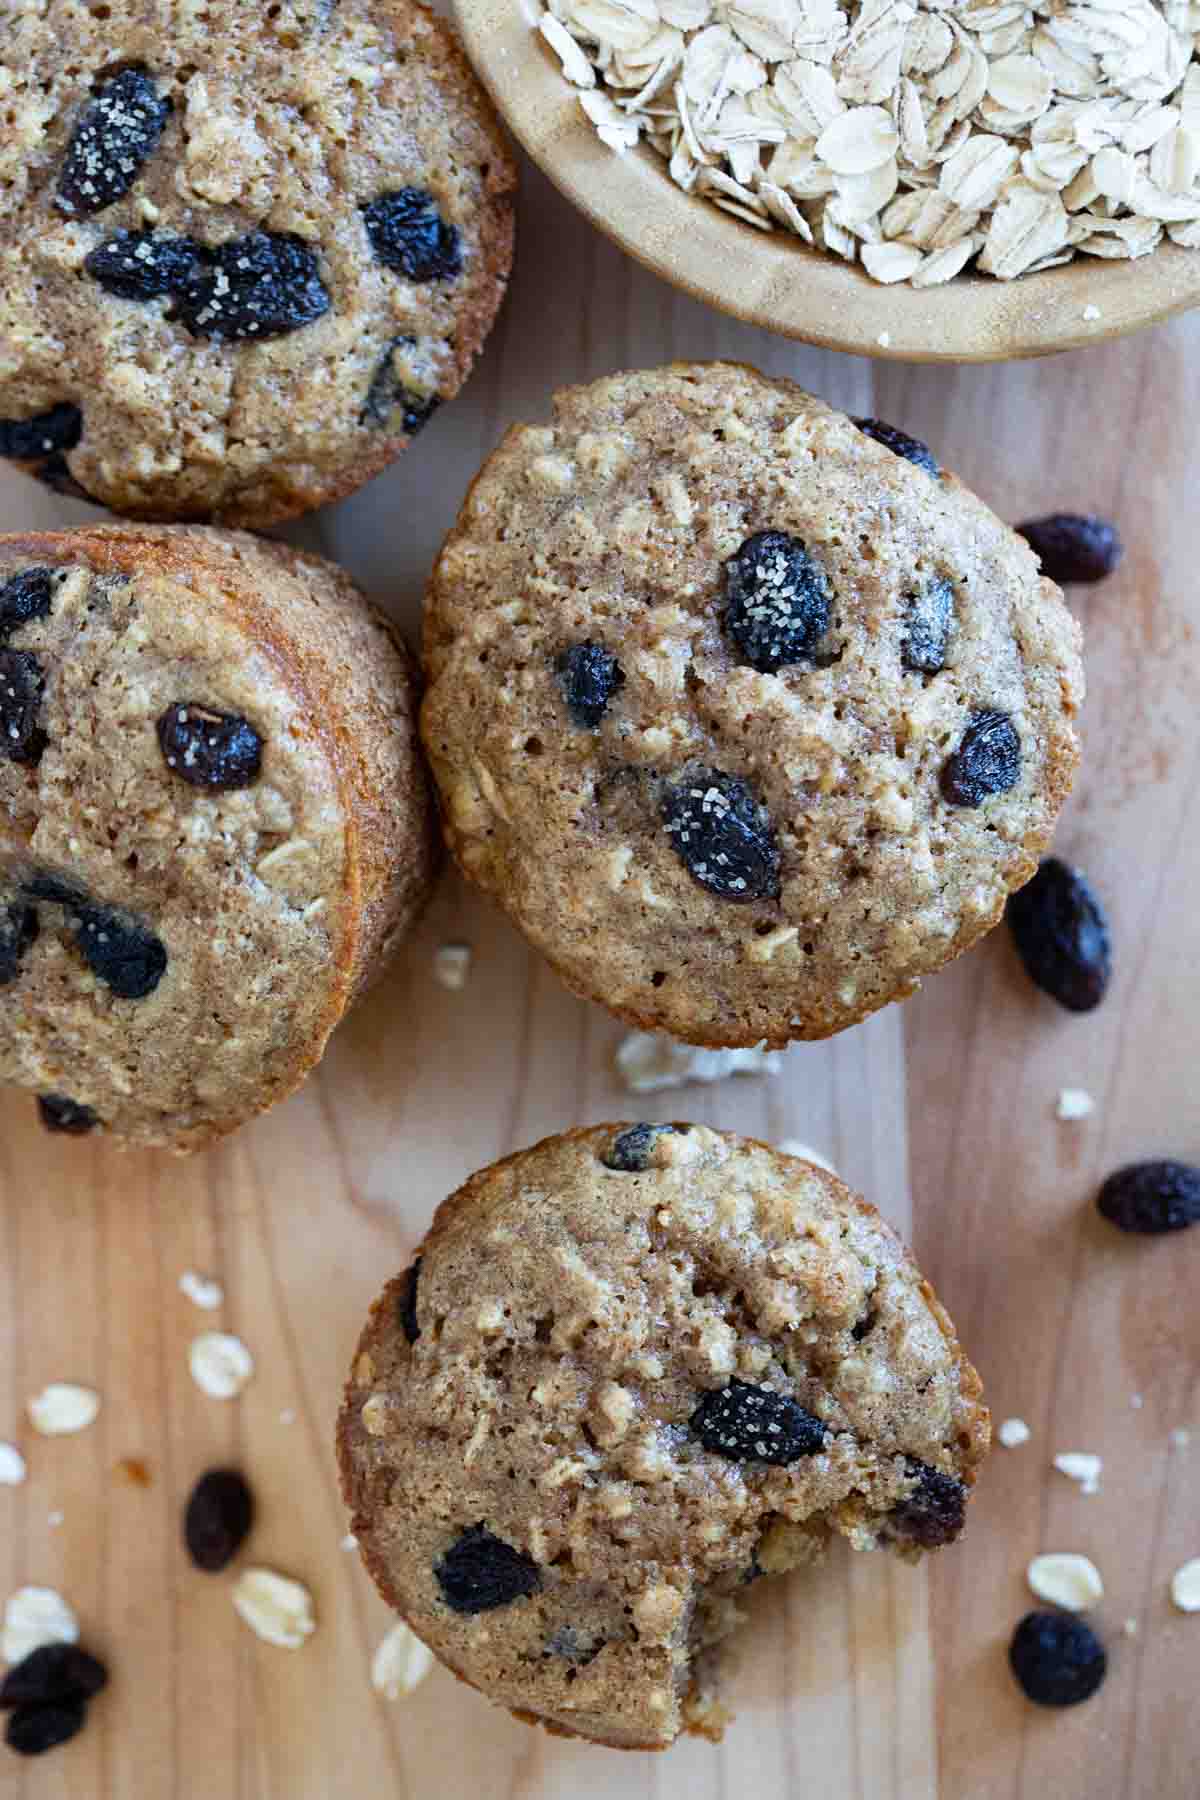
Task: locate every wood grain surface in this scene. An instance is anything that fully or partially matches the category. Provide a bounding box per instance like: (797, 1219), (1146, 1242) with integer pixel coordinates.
(1, 160), (1197, 1800)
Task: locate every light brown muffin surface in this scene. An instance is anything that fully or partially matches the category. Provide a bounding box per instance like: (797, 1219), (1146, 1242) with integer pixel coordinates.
(422, 362), (1084, 1046)
(0, 0), (515, 524)
(0, 525), (435, 1150)
(338, 1125), (989, 1749)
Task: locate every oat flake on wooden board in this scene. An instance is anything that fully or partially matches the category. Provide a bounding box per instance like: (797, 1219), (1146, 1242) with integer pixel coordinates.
(537, 0), (1200, 285)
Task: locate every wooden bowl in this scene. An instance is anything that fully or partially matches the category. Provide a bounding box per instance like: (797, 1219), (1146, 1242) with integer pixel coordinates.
(454, 0), (1200, 363)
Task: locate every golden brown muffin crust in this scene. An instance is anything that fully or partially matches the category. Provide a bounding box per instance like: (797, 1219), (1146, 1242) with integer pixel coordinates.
(422, 362), (1084, 1047)
(0, 0), (516, 525)
(338, 1125), (989, 1749)
(0, 524), (436, 1148)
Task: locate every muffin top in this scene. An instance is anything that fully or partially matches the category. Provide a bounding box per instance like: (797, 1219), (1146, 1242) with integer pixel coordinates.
(0, 0), (515, 524)
(338, 1124), (989, 1749)
(422, 362), (1084, 1046)
(0, 525), (433, 1149)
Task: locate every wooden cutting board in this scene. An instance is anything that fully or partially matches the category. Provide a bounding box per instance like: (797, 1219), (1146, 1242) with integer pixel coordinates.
(1, 162), (1197, 1800)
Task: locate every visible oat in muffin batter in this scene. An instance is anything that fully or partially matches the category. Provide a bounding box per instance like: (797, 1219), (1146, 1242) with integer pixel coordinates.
(0, 0), (516, 524)
(0, 524), (435, 1149)
(338, 1125), (989, 1749)
(422, 362), (1084, 1046)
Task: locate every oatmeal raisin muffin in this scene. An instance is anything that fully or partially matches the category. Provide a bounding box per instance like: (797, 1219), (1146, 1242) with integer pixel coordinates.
(422, 362), (1084, 1046)
(0, 0), (516, 524)
(0, 525), (435, 1150)
(338, 1124), (989, 1749)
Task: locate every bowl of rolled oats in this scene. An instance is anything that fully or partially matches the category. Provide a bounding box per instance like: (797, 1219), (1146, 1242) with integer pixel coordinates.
(456, 0), (1200, 360)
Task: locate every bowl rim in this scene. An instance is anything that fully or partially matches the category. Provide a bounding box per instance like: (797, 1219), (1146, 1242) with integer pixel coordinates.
(453, 0), (1200, 364)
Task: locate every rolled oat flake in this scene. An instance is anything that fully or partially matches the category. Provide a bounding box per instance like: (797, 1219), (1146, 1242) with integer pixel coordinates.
(538, 0), (1200, 287)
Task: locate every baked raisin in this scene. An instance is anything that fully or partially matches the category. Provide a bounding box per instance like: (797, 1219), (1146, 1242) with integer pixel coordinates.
(903, 577), (954, 675)
(157, 703), (263, 790)
(361, 190), (462, 282)
(1006, 858), (1111, 1013)
(84, 231), (199, 301)
(724, 530), (833, 673)
(4, 1699), (87, 1756)
(75, 905), (167, 999)
(662, 768), (781, 902)
(0, 569), (54, 637)
(0, 1644), (107, 1709)
(56, 68), (171, 218)
(24, 873), (84, 907)
(940, 710), (1020, 807)
(0, 650), (46, 765)
(184, 1468), (255, 1572)
(854, 418), (939, 477)
(361, 336), (441, 436)
(435, 1525), (540, 1614)
(38, 1095), (99, 1135)
(1097, 1161), (1200, 1235)
(177, 233), (330, 341)
(0, 902), (37, 985)
(0, 403), (82, 463)
(601, 1123), (676, 1171)
(887, 1460), (966, 1548)
(397, 1258), (422, 1344)
(1016, 514), (1123, 586)
(1009, 1611), (1106, 1707)
(555, 642), (624, 728)
(690, 1379), (826, 1465)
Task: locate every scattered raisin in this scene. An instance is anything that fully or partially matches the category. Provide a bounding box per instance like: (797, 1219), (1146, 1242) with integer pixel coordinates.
(0, 902), (37, 985)
(361, 190), (462, 282)
(1016, 514), (1123, 586)
(156, 703), (263, 790)
(0, 570), (54, 636)
(690, 1379), (826, 1465)
(555, 642), (624, 728)
(4, 1698), (87, 1756)
(601, 1124), (676, 1171)
(177, 233), (330, 341)
(0, 403), (82, 463)
(887, 1460), (966, 1548)
(360, 336), (441, 436)
(56, 68), (171, 218)
(940, 710), (1020, 807)
(854, 418), (938, 477)
(37, 1095), (99, 1135)
(662, 768), (781, 902)
(903, 577), (954, 675)
(0, 1644), (107, 1710)
(435, 1525), (540, 1614)
(1009, 1611), (1106, 1707)
(184, 1468), (255, 1572)
(397, 1258), (422, 1345)
(0, 650), (46, 765)
(1006, 858), (1111, 1013)
(724, 530), (833, 673)
(75, 905), (167, 999)
(84, 231), (199, 301)
(1096, 1161), (1200, 1235)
